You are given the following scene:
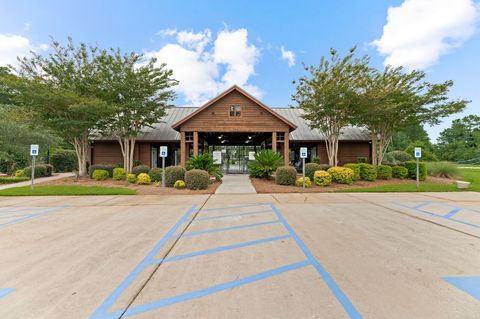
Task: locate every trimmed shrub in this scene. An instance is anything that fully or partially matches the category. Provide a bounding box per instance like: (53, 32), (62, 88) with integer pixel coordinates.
(133, 160), (142, 166)
(386, 150), (412, 164)
(185, 169), (209, 190)
(50, 149), (78, 172)
(89, 164), (118, 178)
(426, 162), (461, 179)
(392, 166), (409, 179)
(248, 149), (283, 179)
(126, 173), (136, 183)
(343, 163), (360, 180)
(136, 173), (151, 185)
(132, 165), (150, 176)
(15, 169), (25, 178)
(305, 163), (322, 181)
(165, 166), (186, 187)
(318, 164), (331, 171)
(311, 156), (321, 164)
(405, 161), (427, 181)
(187, 153), (222, 181)
(148, 168), (163, 182)
(92, 169), (109, 181)
(113, 167), (126, 181)
(0, 177), (29, 184)
(357, 157), (368, 164)
(377, 165), (393, 180)
(359, 163), (377, 181)
(296, 177), (312, 188)
(314, 170), (332, 186)
(24, 164), (53, 178)
(174, 180), (186, 189)
(327, 167), (354, 184)
(275, 166), (297, 186)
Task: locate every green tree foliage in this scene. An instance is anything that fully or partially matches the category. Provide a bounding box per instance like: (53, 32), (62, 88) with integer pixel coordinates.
(405, 140), (438, 161)
(435, 115), (480, 162)
(292, 47), (369, 166)
(390, 123), (431, 151)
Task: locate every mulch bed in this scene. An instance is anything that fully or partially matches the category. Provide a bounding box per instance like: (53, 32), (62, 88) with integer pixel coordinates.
(41, 177), (220, 195)
(250, 176), (453, 193)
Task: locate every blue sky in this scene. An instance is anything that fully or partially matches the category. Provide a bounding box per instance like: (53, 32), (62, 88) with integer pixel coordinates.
(0, 0), (479, 141)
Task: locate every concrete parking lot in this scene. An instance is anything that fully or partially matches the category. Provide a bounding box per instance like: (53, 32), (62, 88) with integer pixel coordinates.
(0, 192), (479, 319)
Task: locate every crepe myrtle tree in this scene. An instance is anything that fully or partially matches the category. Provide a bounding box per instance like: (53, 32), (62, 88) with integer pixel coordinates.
(355, 66), (468, 165)
(96, 49), (178, 173)
(292, 47), (369, 166)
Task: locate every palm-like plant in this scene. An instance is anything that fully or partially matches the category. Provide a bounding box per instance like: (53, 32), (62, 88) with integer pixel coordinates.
(187, 153), (222, 181)
(248, 149), (283, 179)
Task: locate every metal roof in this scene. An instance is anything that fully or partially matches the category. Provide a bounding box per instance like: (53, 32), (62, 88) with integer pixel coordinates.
(95, 106), (370, 142)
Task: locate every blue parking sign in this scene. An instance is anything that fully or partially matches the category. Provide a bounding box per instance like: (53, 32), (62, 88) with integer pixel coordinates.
(30, 144), (39, 156)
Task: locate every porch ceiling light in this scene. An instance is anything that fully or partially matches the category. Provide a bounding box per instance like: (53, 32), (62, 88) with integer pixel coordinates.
(248, 136), (252, 139)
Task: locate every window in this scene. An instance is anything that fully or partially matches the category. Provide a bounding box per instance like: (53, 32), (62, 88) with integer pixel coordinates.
(276, 132), (285, 141)
(229, 105), (241, 117)
(185, 132), (194, 141)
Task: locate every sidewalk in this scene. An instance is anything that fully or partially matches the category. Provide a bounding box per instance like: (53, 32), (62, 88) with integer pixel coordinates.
(0, 173), (75, 190)
(215, 175), (257, 194)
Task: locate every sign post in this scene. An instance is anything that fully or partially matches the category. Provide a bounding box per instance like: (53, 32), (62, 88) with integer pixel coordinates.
(414, 147), (422, 188)
(300, 147), (308, 189)
(30, 144), (39, 189)
(160, 146), (168, 187)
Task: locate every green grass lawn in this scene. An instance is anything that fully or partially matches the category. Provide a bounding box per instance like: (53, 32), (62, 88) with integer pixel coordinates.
(336, 183), (459, 193)
(0, 185), (136, 196)
(459, 167), (480, 192)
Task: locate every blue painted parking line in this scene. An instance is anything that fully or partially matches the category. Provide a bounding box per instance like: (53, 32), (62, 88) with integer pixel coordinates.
(0, 288), (15, 298)
(193, 209), (273, 221)
(444, 207), (462, 219)
(200, 203), (270, 212)
(443, 276), (480, 301)
(0, 206), (68, 230)
(0, 206), (48, 214)
(178, 220), (281, 238)
(413, 201), (432, 209)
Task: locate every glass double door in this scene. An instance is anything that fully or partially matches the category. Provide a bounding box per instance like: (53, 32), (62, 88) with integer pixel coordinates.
(208, 145), (258, 174)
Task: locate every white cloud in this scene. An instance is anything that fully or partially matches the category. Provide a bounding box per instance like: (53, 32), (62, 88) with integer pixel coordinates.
(146, 28), (261, 105)
(280, 46), (295, 67)
(0, 33), (32, 67)
(156, 28), (177, 38)
(372, 0), (479, 70)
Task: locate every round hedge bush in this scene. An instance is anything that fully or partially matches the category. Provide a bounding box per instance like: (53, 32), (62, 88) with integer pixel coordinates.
(174, 180), (186, 189)
(359, 163), (377, 181)
(377, 165), (393, 180)
(113, 167), (126, 181)
(392, 166), (408, 179)
(15, 169), (25, 178)
(50, 149), (78, 172)
(296, 176), (312, 188)
(88, 164), (118, 178)
(92, 169), (109, 181)
(126, 173), (136, 183)
(132, 165), (150, 176)
(136, 173), (151, 185)
(305, 163), (322, 181)
(148, 168), (163, 182)
(404, 161), (427, 181)
(314, 170), (332, 186)
(318, 164), (331, 171)
(275, 166), (297, 186)
(165, 166), (186, 187)
(24, 164), (53, 178)
(343, 163), (360, 180)
(327, 167), (354, 184)
(185, 169), (209, 190)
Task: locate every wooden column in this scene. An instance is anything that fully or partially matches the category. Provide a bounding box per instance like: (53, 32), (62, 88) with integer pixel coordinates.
(284, 131), (289, 166)
(180, 131), (186, 167)
(193, 131), (199, 157)
(272, 132), (277, 153)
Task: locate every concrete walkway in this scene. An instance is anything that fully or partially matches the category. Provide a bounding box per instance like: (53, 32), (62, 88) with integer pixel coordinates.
(215, 174), (257, 194)
(0, 172), (75, 190)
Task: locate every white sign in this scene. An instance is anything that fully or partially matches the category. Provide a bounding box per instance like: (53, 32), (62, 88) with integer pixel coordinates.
(159, 146), (168, 158)
(30, 144), (39, 156)
(248, 151), (256, 161)
(213, 151), (222, 164)
(300, 147), (308, 159)
(414, 147), (422, 158)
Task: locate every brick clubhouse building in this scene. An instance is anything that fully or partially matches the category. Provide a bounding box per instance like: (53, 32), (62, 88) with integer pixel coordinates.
(92, 86), (371, 173)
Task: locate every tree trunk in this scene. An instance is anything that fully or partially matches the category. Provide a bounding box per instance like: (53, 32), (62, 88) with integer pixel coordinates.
(325, 133), (339, 166)
(73, 130), (89, 176)
(370, 133), (378, 166)
(117, 137), (137, 174)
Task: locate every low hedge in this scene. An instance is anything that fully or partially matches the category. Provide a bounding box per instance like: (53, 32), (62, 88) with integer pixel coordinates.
(24, 164), (53, 178)
(405, 161), (427, 181)
(343, 163), (360, 180)
(132, 165), (150, 176)
(92, 169), (109, 181)
(15, 169), (26, 178)
(377, 165), (393, 180)
(148, 168), (163, 182)
(126, 173), (136, 183)
(136, 173), (151, 185)
(392, 166), (409, 179)
(318, 164), (331, 171)
(113, 167), (126, 181)
(314, 170), (332, 186)
(0, 177), (29, 184)
(359, 163), (377, 181)
(185, 169), (209, 190)
(165, 166), (186, 187)
(174, 180), (186, 189)
(305, 163), (322, 181)
(50, 149), (78, 172)
(327, 167), (354, 184)
(296, 177), (312, 188)
(89, 164), (118, 178)
(275, 166), (297, 186)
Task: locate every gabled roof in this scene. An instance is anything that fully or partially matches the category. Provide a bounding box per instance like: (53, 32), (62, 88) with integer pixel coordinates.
(171, 85), (297, 131)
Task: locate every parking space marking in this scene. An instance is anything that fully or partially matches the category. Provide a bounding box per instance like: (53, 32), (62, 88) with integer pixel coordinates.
(443, 276), (480, 301)
(394, 201), (480, 229)
(193, 209), (273, 221)
(0, 206), (68, 230)
(0, 288), (15, 299)
(90, 203), (362, 319)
